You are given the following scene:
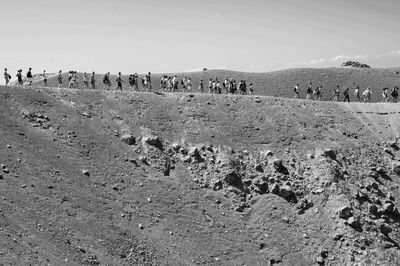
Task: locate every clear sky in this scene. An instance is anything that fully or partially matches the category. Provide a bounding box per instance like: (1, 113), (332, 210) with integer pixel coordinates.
(1, 0), (400, 75)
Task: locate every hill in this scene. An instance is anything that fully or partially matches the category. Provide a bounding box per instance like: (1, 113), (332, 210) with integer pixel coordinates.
(32, 67), (400, 102)
(1, 85), (400, 265)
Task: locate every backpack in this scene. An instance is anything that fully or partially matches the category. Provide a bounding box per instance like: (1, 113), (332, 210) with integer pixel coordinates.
(8, 74), (11, 79)
(103, 75), (108, 83)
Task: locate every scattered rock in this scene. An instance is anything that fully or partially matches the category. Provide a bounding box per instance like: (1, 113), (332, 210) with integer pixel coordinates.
(279, 185), (295, 201)
(121, 134), (136, 145)
(224, 171), (242, 187)
(272, 159), (288, 174)
(254, 164), (264, 173)
(337, 206), (353, 219)
(1, 165), (9, 174)
(188, 147), (203, 162)
(143, 135), (163, 149)
(82, 169), (90, 176)
(316, 148), (337, 160)
(392, 162), (400, 176)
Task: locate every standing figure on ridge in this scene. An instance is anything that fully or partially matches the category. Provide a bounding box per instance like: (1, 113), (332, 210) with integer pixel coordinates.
(26, 68), (33, 86)
(306, 82), (313, 100)
(354, 86), (361, 102)
(41, 70), (48, 87)
(90, 72), (96, 90)
(4, 68), (11, 86)
(333, 85), (340, 102)
(362, 87), (372, 103)
(343, 87), (350, 102)
(294, 84), (299, 99)
(82, 72), (89, 89)
(198, 79), (204, 93)
(382, 88), (389, 102)
(57, 70), (63, 88)
(391, 87), (399, 103)
(116, 72), (124, 91)
(249, 83), (254, 95)
(16, 69), (23, 86)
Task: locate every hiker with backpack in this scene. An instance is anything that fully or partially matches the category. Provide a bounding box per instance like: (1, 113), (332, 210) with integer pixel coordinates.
(293, 84), (299, 99)
(82, 72), (89, 89)
(186, 77), (192, 91)
(208, 79), (213, 94)
(57, 70), (63, 88)
(198, 79), (204, 93)
(103, 72), (111, 90)
(354, 86), (361, 102)
(362, 87), (372, 103)
(382, 88), (389, 102)
(391, 87), (399, 103)
(90, 72), (96, 89)
(171, 75), (178, 92)
(316, 85), (322, 100)
(343, 87), (350, 102)
(249, 83), (254, 95)
(306, 82), (313, 100)
(4, 68), (11, 86)
(26, 68), (33, 86)
(116, 72), (124, 91)
(333, 86), (340, 102)
(68, 71), (75, 88)
(16, 69), (23, 86)
(129, 74), (135, 91)
(41, 70), (48, 87)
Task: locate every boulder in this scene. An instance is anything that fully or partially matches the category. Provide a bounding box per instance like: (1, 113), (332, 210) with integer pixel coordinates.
(82, 169), (90, 176)
(143, 135), (163, 149)
(393, 162), (400, 175)
(279, 185), (295, 200)
(188, 147), (203, 162)
(272, 159), (289, 174)
(254, 163), (264, 173)
(270, 183), (280, 195)
(224, 171), (242, 187)
(337, 206), (353, 219)
(121, 134), (135, 145)
(316, 148), (337, 160)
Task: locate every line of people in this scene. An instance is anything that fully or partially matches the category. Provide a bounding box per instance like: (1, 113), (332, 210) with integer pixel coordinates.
(294, 82), (399, 103)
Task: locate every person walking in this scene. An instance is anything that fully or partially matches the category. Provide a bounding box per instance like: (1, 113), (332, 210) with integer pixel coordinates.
(249, 83), (254, 95)
(90, 72), (96, 90)
(354, 86), (361, 102)
(26, 68), (33, 86)
(306, 82), (313, 100)
(116, 72), (124, 91)
(382, 88), (389, 102)
(333, 85), (340, 102)
(208, 79), (213, 94)
(16, 69), (23, 86)
(82, 72), (89, 89)
(57, 70), (63, 88)
(198, 79), (204, 93)
(41, 70), (48, 87)
(391, 87), (399, 103)
(343, 87), (350, 102)
(4, 68), (11, 86)
(362, 87), (372, 103)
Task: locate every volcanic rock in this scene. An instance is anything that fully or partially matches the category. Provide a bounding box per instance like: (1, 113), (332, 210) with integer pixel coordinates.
(121, 134), (136, 145)
(337, 206), (353, 219)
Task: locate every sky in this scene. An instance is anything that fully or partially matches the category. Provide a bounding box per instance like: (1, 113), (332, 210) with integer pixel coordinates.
(1, 0), (400, 75)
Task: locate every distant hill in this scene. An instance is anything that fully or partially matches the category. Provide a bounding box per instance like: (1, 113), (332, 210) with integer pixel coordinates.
(32, 68), (400, 102)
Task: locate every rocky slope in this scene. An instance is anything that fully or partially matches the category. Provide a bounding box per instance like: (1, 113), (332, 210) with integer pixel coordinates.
(1, 85), (400, 265)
